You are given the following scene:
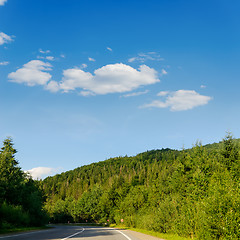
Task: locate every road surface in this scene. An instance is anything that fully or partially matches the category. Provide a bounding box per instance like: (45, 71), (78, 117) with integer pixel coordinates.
(0, 225), (165, 240)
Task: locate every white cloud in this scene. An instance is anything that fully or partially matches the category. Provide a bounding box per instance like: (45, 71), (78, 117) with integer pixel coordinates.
(37, 55), (55, 61)
(128, 52), (164, 63)
(141, 90), (212, 111)
(107, 47), (112, 51)
(37, 55), (45, 60)
(88, 57), (95, 62)
(200, 85), (206, 88)
(161, 69), (168, 75)
(60, 68), (93, 92)
(157, 91), (169, 96)
(8, 60), (52, 86)
(45, 80), (60, 92)
(0, 0), (7, 6)
(57, 63), (160, 95)
(79, 90), (96, 96)
(128, 57), (137, 63)
(80, 63), (87, 69)
(46, 56), (55, 61)
(60, 54), (65, 58)
(0, 61), (9, 65)
(26, 167), (58, 180)
(122, 90), (149, 98)
(39, 49), (50, 54)
(0, 32), (13, 45)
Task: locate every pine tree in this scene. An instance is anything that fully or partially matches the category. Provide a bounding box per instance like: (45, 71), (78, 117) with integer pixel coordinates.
(221, 133), (239, 170)
(0, 137), (24, 205)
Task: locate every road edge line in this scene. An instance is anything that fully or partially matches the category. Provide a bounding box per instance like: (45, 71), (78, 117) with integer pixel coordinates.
(61, 228), (85, 240)
(115, 229), (132, 240)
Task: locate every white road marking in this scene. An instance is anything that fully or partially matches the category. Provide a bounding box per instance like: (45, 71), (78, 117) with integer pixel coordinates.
(115, 229), (132, 240)
(61, 228), (85, 240)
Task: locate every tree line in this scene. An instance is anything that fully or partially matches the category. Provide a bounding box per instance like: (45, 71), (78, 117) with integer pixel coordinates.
(41, 134), (240, 239)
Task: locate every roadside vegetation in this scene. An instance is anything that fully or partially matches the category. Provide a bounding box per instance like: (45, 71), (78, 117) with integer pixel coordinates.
(0, 138), (48, 231)
(41, 133), (240, 239)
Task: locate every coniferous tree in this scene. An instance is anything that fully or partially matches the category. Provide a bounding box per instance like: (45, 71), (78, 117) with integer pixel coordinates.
(0, 137), (23, 205)
(221, 133), (239, 170)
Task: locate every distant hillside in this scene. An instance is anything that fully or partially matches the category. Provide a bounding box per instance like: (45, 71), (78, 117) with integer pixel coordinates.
(41, 135), (240, 239)
(42, 148), (180, 200)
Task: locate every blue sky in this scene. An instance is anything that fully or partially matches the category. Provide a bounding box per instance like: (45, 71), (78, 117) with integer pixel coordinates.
(1, 0), (240, 179)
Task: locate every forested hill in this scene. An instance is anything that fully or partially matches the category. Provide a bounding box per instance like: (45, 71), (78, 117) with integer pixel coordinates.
(42, 148), (179, 200)
(41, 135), (240, 239)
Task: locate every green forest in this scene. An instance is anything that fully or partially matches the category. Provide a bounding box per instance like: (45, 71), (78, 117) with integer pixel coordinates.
(1, 134), (240, 239)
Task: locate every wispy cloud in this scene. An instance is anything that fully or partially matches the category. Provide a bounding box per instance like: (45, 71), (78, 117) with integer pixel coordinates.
(200, 85), (206, 89)
(0, 0), (7, 6)
(46, 56), (55, 61)
(25, 167), (60, 180)
(8, 60), (52, 86)
(80, 63), (87, 69)
(79, 90), (96, 96)
(0, 61), (9, 65)
(0, 32), (14, 45)
(107, 47), (112, 51)
(161, 69), (168, 75)
(37, 55), (55, 61)
(39, 49), (50, 54)
(128, 52), (164, 63)
(88, 57), (96, 62)
(122, 90), (149, 98)
(141, 90), (212, 111)
(157, 91), (169, 96)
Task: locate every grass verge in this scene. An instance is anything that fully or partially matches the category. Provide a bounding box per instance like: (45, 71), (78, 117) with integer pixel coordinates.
(0, 226), (50, 235)
(110, 224), (191, 240)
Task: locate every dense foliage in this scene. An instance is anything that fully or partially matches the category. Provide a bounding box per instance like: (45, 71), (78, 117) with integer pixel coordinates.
(42, 134), (240, 239)
(0, 138), (48, 229)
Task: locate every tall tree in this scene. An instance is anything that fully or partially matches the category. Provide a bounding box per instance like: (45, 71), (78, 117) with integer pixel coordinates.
(221, 133), (239, 170)
(0, 137), (24, 205)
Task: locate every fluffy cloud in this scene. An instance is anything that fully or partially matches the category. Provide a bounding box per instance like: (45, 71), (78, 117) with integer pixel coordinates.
(8, 60), (52, 86)
(9, 61), (160, 96)
(56, 63), (159, 95)
(45, 80), (60, 92)
(0, 61), (9, 65)
(26, 167), (58, 180)
(141, 90), (212, 111)
(0, 32), (13, 45)
(0, 0), (7, 6)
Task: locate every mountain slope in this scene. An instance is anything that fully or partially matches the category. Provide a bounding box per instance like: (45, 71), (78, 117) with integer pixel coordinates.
(41, 135), (240, 239)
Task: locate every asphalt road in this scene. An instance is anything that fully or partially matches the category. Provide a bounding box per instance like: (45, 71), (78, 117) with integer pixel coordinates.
(0, 225), (160, 240)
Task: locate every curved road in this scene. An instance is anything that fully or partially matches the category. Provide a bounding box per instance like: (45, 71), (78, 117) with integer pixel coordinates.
(0, 225), (164, 240)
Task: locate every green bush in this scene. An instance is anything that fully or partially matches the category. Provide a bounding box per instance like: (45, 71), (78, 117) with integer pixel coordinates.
(0, 202), (30, 228)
